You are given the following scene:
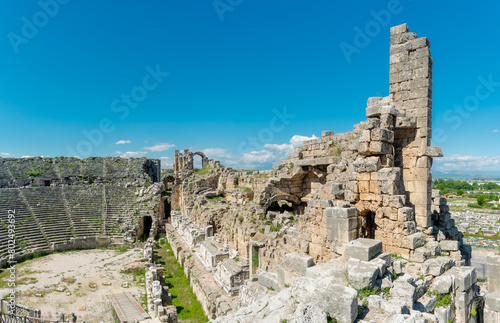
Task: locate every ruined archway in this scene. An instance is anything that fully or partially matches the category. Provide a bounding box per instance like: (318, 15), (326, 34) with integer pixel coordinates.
(264, 194), (302, 215)
(162, 174), (175, 190)
(193, 151), (208, 169)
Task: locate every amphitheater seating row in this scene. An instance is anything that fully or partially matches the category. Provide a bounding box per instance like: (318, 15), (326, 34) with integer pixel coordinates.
(0, 185), (142, 258)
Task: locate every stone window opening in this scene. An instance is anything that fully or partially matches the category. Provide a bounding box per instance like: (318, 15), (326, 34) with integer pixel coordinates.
(358, 210), (376, 239)
(138, 215), (153, 241)
(163, 199), (171, 223)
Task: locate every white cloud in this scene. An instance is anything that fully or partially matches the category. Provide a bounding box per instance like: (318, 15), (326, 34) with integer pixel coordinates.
(265, 134), (317, 153)
(493, 129), (500, 133)
(434, 154), (500, 172)
(263, 134), (318, 162)
(241, 150), (277, 168)
(0, 152), (12, 156)
(160, 156), (173, 167)
(115, 140), (131, 144)
(202, 148), (233, 159)
(144, 143), (175, 152)
(120, 151), (148, 158)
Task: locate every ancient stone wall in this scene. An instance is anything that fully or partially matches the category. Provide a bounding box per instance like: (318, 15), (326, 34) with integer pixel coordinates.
(169, 24), (468, 273)
(0, 156), (161, 188)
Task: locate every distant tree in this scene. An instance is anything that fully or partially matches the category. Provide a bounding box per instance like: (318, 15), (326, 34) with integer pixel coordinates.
(457, 189), (464, 196)
(484, 182), (500, 190)
(477, 195), (486, 206)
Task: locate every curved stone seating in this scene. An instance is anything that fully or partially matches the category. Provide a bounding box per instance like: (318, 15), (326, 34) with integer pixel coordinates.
(65, 186), (104, 237)
(104, 186), (139, 235)
(22, 187), (73, 246)
(0, 189), (49, 256)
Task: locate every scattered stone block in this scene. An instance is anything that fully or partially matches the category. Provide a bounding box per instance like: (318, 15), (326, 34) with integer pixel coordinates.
(345, 238), (382, 261)
(440, 240), (460, 251)
(442, 266), (477, 292)
(426, 241), (441, 256)
(430, 275), (453, 295)
(390, 279), (416, 309)
(434, 305), (453, 323)
(258, 271), (280, 291)
(292, 303), (327, 323)
(486, 292), (500, 312)
(381, 299), (410, 315)
(404, 232), (425, 250)
(366, 295), (383, 311)
(284, 253), (315, 276)
(421, 256), (454, 277)
(347, 259), (380, 290)
(290, 278), (357, 323)
(393, 261), (403, 274)
(488, 253), (500, 293)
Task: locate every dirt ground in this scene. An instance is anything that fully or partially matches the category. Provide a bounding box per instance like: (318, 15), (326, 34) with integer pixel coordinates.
(0, 248), (146, 323)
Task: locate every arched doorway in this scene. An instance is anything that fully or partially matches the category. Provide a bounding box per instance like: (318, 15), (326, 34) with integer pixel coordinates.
(192, 151), (208, 169)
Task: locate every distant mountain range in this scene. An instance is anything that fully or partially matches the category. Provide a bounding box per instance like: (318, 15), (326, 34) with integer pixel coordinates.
(432, 169), (500, 180)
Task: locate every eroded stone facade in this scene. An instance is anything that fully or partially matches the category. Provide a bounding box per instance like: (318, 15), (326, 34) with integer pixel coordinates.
(170, 24), (467, 270)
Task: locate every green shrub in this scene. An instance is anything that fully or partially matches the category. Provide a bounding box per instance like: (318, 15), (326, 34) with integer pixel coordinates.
(434, 292), (452, 308)
(252, 252), (259, 267)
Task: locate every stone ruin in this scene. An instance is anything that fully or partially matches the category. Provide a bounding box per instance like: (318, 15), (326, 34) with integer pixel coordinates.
(0, 23), (495, 323)
(174, 149), (221, 178)
(162, 24), (494, 322)
(143, 240), (178, 322)
(0, 156), (163, 265)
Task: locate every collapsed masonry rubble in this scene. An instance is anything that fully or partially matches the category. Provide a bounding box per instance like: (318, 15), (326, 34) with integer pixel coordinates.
(143, 240), (178, 322)
(163, 24), (489, 322)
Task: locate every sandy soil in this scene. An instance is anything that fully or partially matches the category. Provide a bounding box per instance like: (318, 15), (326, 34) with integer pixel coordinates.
(0, 248), (146, 323)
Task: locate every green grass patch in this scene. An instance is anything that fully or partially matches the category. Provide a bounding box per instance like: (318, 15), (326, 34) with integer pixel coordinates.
(357, 286), (380, 300)
(270, 224), (283, 232)
(193, 166), (213, 175)
(235, 185), (253, 193)
(155, 239), (208, 322)
(464, 230), (500, 240)
(207, 196), (225, 203)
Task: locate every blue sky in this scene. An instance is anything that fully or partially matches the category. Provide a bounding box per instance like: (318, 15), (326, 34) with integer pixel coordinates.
(0, 1), (499, 173)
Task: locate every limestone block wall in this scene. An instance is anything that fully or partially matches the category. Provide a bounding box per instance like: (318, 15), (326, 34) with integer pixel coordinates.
(0, 156), (160, 188)
(171, 24), (469, 271)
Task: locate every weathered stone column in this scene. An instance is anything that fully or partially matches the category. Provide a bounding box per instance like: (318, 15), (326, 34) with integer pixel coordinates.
(389, 23), (435, 228)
